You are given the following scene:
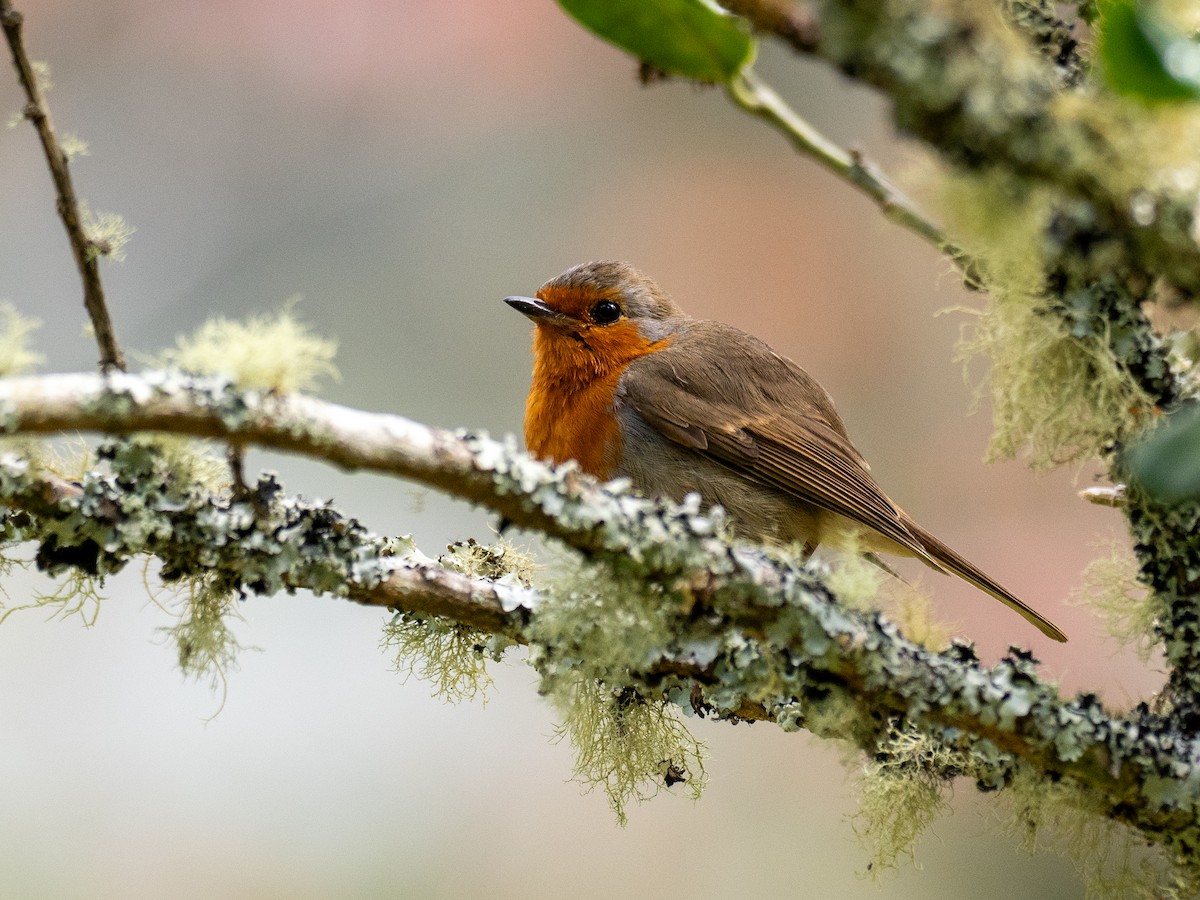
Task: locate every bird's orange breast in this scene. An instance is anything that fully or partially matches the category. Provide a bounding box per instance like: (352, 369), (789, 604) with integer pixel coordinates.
(523, 321), (671, 479)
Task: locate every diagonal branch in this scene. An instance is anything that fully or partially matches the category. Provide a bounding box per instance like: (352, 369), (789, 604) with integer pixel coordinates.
(726, 69), (965, 261)
(0, 0), (125, 372)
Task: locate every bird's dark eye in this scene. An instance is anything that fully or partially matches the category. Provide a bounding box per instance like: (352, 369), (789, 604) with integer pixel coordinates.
(591, 299), (621, 325)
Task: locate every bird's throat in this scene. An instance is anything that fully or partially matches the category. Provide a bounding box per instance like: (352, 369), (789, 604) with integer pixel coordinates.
(524, 325), (670, 479)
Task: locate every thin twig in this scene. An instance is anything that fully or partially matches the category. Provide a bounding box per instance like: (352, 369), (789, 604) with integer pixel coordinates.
(0, 0), (125, 372)
(1079, 485), (1126, 507)
(726, 70), (967, 263)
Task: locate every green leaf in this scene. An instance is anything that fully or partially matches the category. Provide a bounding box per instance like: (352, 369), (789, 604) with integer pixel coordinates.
(1097, 0), (1200, 103)
(557, 0), (755, 83)
(1128, 407), (1200, 504)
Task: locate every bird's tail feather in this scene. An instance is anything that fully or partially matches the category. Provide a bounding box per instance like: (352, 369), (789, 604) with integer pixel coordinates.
(905, 520), (1067, 643)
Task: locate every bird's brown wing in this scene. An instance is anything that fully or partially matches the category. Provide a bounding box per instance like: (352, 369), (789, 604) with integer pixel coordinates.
(620, 323), (1068, 643)
(619, 322), (931, 559)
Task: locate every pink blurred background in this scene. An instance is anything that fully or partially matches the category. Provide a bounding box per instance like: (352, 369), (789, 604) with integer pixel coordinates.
(0, 2), (1154, 896)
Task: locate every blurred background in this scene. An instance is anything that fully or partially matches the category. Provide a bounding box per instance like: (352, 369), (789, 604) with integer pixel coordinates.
(0, 2), (1157, 897)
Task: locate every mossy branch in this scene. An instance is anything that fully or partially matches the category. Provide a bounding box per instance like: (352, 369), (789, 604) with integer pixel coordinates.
(0, 371), (1198, 863)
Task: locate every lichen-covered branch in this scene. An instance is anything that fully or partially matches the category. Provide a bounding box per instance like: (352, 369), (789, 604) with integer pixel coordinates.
(0, 0), (126, 371)
(0, 444), (530, 636)
(0, 371), (1198, 863)
(0, 370), (745, 562)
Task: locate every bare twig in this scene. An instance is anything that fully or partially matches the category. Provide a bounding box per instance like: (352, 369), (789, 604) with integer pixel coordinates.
(726, 70), (965, 263)
(0, 0), (125, 371)
(1079, 485), (1127, 507)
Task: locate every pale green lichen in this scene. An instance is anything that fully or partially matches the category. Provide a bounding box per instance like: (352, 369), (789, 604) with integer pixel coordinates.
(1001, 768), (1183, 898)
(80, 203), (134, 262)
(34, 437), (92, 481)
(853, 723), (958, 874)
(133, 434), (231, 496)
(523, 545), (709, 822)
(30, 60), (52, 93)
(889, 580), (953, 652)
(0, 303), (42, 377)
(822, 541), (885, 613)
(1050, 84), (1200, 208)
(381, 612), (497, 704)
(60, 133), (89, 160)
(1072, 542), (1156, 661)
(160, 303), (338, 393)
(552, 676), (706, 826)
(158, 571), (242, 694)
(12, 569), (105, 627)
(529, 548), (681, 681)
(0, 553), (30, 625)
(933, 170), (1151, 468)
(379, 537), (529, 702)
(439, 537), (536, 587)
(960, 299), (1152, 467)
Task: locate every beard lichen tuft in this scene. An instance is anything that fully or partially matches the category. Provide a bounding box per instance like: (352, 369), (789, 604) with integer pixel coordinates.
(959, 298), (1153, 468)
(377, 536), (526, 703)
(5, 569), (106, 627)
(1072, 541), (1156, 661)
(0, 302), (43, 377)
(1001, 768), (1183, 897)
(853, 722), (959, 875)
(931, 169), (1153, 469)
(526, 549), (707, 823)
(380, 612), (499, 704)
(157, 571), (243, 694)
(551, 676), (706, 827)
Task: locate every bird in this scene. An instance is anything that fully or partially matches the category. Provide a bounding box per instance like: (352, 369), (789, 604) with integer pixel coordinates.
(504, 260), (1066, 642)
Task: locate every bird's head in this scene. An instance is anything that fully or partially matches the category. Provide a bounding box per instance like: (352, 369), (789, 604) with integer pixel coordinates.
(505, 261), (686, 374)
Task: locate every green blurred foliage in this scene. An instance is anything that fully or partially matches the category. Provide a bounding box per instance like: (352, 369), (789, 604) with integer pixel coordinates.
(1129, 406), (1200, 503)
(1097, 0), (1200, 102)
(556, 0), (755, 82)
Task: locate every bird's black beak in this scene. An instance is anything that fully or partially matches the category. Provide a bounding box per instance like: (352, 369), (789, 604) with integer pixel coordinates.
(504, 295), (576, 328)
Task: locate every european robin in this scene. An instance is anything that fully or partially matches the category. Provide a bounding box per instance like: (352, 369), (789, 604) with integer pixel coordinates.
(505, 260), (1066, 643)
